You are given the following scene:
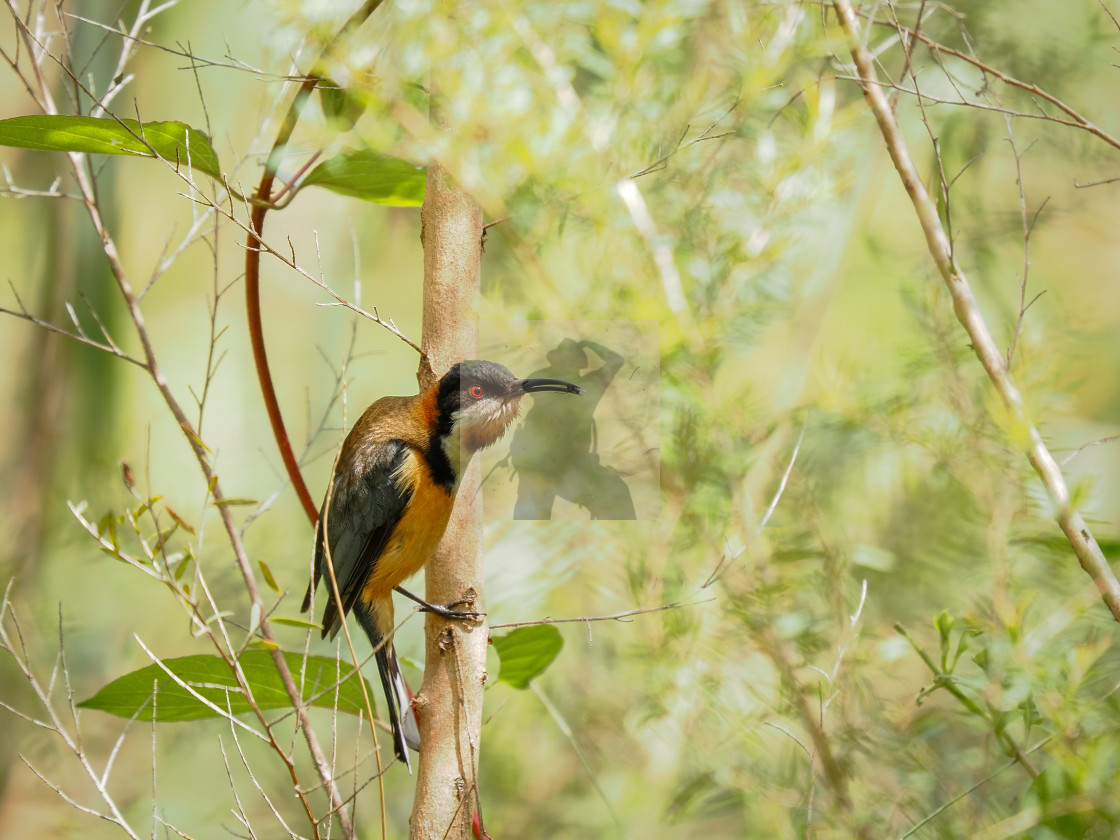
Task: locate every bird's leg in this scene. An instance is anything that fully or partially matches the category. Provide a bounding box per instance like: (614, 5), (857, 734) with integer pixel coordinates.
(394, 585), (483, 620)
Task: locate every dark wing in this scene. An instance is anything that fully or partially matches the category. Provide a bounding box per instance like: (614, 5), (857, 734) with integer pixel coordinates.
(303, 439), (412, 639)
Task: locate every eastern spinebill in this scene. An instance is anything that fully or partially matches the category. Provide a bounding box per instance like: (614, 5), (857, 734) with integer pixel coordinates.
(301, 360), (582, 771)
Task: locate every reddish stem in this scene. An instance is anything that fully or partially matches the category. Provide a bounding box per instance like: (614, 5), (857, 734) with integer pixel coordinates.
(243, 0), (387, 528)
(244, 78), (321, 525)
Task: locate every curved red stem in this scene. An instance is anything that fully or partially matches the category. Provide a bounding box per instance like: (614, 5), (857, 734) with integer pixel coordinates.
(243, 0), (387, 529)
(245, 78), (321, 525)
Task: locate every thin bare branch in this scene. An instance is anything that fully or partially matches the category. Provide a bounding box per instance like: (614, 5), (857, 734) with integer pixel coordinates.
(630, 99), (739, 179)
(1073, 174), (1120, 188)
(1060, 434), (1120, 467)
(530, 682), (626, 839)
(705, 418), (807, 587)
(488, 599), (706, 630)
(1, 282), (145, 367)
(898, 738), (1053, 839)
(832, 73), (1116, 136)
(0, 604), (143, 839)
(229, 713), (301, 840)
(100, 691), (151, 788)
(757, 626), (856, 816)
(0, 698), (55, 730)
(20, 756), (124, 828)
(863, 13), (1120, 152)
(1099, 0), (1120, 32)
(218, 737), (258, 840)
(152, 817), (201, 840)
(832, 0), (1120, 622)
(194, 226), (231, 438)
(1003, 124), (1048, 370)
(762, 721), (813, 761)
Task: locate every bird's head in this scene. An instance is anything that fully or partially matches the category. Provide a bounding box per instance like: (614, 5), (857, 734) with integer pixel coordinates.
(436, 360), (582, 456)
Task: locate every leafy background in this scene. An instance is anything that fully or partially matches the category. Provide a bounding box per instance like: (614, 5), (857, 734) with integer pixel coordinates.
(1, 0), (1120, 837)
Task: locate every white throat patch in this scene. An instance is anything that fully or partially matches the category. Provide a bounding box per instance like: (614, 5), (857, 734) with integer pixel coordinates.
(441, 397), (523, 485)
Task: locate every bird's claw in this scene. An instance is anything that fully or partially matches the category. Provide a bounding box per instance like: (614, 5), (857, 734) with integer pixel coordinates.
(420, 598), (484, 621)
(395, 586), (485, 621)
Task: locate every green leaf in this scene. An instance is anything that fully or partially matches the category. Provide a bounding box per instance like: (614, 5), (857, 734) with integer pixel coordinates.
(97, 511), (118, 547)
(148, 524), (179, 552)
(301, 149), (425, 205)
(259, 559), (280, 594)
(950, 628), (982, 671)
(492, 625), (563, 690)
(212, 497), (257, 507)
(79, 651), (374, 722)
(318, 79), (367, 130)
(0, 115), (222, 181)
(134, 495), (163, 519)
(935, 609), (954, 671)
(270, 616), (322, 630)
(170, 552), (192, 581)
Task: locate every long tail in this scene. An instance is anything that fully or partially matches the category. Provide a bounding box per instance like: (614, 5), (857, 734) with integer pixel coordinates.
(376, 642), (420, 772)
(351, 598), (420, 772)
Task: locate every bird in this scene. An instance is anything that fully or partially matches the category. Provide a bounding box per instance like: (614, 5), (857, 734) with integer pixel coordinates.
(301, 360), (582, 771)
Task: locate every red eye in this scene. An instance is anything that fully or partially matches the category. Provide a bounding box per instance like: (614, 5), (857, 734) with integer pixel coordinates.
(469, 385), (484, 399)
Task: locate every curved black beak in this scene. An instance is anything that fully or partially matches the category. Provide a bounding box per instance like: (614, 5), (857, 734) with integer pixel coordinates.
(516, 377), (583, 395)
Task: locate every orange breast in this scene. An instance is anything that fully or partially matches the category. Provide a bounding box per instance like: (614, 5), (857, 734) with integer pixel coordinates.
(359, 446), (454, 603)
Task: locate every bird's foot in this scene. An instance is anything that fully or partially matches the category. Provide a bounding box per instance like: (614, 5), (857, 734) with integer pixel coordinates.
(395, 586), (484, 621)
(420, 598), (484, 621)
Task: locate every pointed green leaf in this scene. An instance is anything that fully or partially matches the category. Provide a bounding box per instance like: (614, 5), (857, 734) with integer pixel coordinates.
(492, 625), (563, 690)
(0, 116), (222, 180)
(171, 552), (192, 581)
(148, 524), (179, 552)
(79, 651), (375, 722)
(259, 559), (281, 594)
(300, 149), (425, 205)
(270, 616), (322, 630)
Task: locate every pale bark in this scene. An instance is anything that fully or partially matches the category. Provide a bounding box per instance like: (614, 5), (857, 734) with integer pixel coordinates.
(409, 157), (487, 839)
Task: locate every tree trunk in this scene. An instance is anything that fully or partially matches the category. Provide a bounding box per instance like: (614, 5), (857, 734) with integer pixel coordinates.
(409, 156), (486, 839)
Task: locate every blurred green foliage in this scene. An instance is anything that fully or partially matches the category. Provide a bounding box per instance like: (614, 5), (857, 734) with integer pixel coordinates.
(2, 0), (1120, 838)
